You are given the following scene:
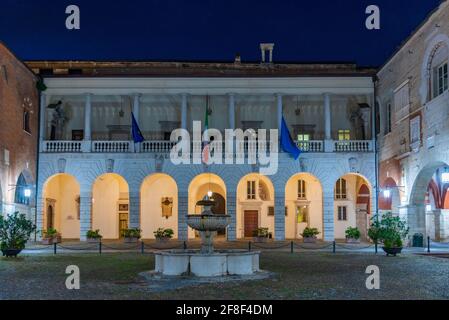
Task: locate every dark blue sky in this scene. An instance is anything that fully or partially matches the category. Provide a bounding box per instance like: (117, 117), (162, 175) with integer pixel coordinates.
(0, 0), (442, 66)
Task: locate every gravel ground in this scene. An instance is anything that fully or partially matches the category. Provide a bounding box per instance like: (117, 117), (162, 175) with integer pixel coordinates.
(0, 252), (448, 300)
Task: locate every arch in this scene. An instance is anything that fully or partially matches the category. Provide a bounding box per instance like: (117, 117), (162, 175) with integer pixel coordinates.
(14, 173), (31, 206)
(284, 173), (323, 240)
(42, 173), (81, 239)
(92, 173), (129, 239)
(140, 173), (178, 239)
(188, 173), (227, 239)
(236, 173), (275, 239)
(379, 177), (400, 214)
(334, 173), (372, 240)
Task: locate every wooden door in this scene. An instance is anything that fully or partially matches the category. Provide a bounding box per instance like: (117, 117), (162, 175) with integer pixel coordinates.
(244, 211), (259, 238)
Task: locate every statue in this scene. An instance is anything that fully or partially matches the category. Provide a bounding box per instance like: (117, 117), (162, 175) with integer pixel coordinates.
(48, 101), (68, 140)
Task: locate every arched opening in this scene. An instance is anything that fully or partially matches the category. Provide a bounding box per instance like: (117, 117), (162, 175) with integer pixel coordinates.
(379, 177), (400, 215)
(42, 174), (80, 239)
(140, 174), (178, 239)
(188, 173), (227, 239)
(285, 173), (323, 239)
(425, 42), (449, 102)
(410, 163), (449, 242)
(92, 173), (129, 239)
(334, 173), (372, 241)
(236, 174), (274, 239)
(14, 173), (31, 206)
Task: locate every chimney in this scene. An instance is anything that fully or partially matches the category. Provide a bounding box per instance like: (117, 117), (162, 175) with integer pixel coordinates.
(260, 43), (275, 63)
(234, 53), (241, 64)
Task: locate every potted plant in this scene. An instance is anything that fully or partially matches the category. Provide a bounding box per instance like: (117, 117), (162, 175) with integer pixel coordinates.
(368, 213), (409, 257)
(153, 228), (174, 243)
(301, 227), (320, 243)
(345, 227), (361, 244)
(0, 212), (36, 257)
(122, 228), (141, 243)
(252, 227), (270, 243)
(41, 228), (61, 245)
(86, 229), (102, 243)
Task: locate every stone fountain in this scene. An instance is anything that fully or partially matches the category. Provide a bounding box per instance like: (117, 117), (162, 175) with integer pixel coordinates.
(153, 198), (260, 277)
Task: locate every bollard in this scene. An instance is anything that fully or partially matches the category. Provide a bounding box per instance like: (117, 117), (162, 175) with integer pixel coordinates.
(375, 241), (378, 254)
(183, 241), (187, 250)
(53, 242), (57, 255)
(141, 241), (145, 254)
(290, 241), (294, 254)
(427, 236), (431, 253)
(99, 241), (102, 255)
(248, 241), (252, 252)
(333, 241), (336, 253)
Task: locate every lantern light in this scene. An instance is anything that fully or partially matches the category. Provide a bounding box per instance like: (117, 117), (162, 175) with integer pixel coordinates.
(207, 190), (213, 198)
(383, 189), (391, 199)
(442, 172), (449, 183)
(24, 188), (31, 198)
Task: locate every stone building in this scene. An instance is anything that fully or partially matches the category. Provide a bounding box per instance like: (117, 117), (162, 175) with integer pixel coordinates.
(0, 42), (38, 220)
(377, 0), (449, 242)
(25, 51), (377, 241)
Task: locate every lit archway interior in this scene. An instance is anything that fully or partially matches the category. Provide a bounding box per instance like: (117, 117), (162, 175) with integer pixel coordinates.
(236, 173), (274, 239)
(285, 173), (323, 239)
(188, 173), (227, 239)
(379, 177), (400, 215)
(42, 174), (80, 239)
(140, 174), (178, 239)
(334, 173), (372, 240)
(92, 173), (129, 239)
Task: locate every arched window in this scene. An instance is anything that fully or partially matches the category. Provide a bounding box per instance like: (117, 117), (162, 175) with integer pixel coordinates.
(14, 173), (30, 205)
(297, 180), (306, 199)
(335, 178), (347, 200)
(23, 109), (31, 133)
(428, 43), (449, 100)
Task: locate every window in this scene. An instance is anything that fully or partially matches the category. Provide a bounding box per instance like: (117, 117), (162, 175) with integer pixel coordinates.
(14, 173), (30, 206)
(337, 206), (347, 221)
(297, 134), (310, 142)
(435, 63), (448, 97)
(296, 206), (308, 223)
(247, 181), (256, 200)
(385, 103), (392, 134)
(297, 180), (306, 199)
(297, 133), (311, 151)
(335, 178), (347, 199)
(268, 206), (274, 216)
(410, 115), (421, 145)
(338, 130), (350, 141)
(23, 110), (31, 133)
(394, 81), (410, 122)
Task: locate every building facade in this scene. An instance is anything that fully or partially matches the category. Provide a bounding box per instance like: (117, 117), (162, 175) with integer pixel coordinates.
(0, 42), (38, 220)
(26, 56), (377, 241)
(377, 1), (449, 242)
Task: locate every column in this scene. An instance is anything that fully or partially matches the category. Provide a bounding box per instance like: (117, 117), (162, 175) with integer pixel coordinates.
(322, 187), (335, 241)
(181, 93), (188, 130)
(276, 93), (283, 130)
(178, 191), (189, 240)
(39, 93), (46, 147)
(324, 93), (331, 140)
(35, 189), (44, 240)
(228, 93), (235, 130)
(133, 94), (141, 152)
(226, 192), (237, 240)
(274, 192), (285, 240)
(128, 191), (140, 229)
(84, 93), (92, 140)
(402, 204), (426, 246)
(79, 191), (92, 241)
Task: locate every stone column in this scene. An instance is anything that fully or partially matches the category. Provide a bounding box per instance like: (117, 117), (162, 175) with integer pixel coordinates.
(35, 189), (44, 240)
(323, 93), (333, 152)
(128, 191), (140, 229)
(228, 93), (235, 130)
(178, 192), (189, 240)
(181, 93), (188, 130)
(39, 93), (46, 149)
(82, 93), (92, 152)
(276, 94), (283, 130)
(274, 192), (285, 240)
(403, 204), (426, 246)
(322, 187), (335, 241)
(226, 192), (237, 241)
(79, 192), (92, 241)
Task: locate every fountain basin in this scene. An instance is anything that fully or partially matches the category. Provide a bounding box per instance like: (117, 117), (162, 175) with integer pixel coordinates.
(154, 250), (260, 277)
(186, 214), (231, 231)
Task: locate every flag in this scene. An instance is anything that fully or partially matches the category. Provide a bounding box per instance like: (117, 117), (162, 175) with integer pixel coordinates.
(131, 112), (144, 143)
(202, 96), (210, 164)
(280, 116), (301, 160)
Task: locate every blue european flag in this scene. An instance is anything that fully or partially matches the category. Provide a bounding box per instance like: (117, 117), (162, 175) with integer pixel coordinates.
(131, 112), (144, 143)
(280, 116), (301, 160)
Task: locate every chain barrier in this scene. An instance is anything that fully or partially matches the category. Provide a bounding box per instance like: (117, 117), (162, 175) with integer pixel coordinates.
(57, 244), (99, 251)
(100, 243), (141, 251)
(251, 242), (291, 250)
(143, 242), (185, 251)
(335, 243), (375, 251)
(293, 242), (334, 250)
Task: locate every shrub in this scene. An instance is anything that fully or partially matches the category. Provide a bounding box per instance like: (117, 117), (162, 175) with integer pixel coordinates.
(86, 229), (102, 239)
(368, 213), (409, 248)
(121, 228), (141, 239)
(252, 227), (270, 238)
(42, 228), (59, 239)
(153, 228), (174, 239)
(0, 212), (36, 250)
(345, 227), (361, 240)
(301, 227), (320, 238)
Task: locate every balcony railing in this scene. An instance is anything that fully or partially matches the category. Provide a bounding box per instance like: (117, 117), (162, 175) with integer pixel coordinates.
(41, 139), (374, 154)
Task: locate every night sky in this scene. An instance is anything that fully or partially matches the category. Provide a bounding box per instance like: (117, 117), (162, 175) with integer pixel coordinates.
(0, 0), (442, 66)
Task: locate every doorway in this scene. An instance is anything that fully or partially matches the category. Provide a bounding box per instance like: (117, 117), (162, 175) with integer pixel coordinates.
(211, 193), (226, 236)
(244, 210), (259, 237)
(46, 205), (54, 230)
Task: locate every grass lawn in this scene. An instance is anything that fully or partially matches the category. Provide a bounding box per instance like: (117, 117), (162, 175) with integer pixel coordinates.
(1, 252), (448, 300)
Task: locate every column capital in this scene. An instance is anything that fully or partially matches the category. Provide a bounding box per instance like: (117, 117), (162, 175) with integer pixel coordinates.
(275, 93), (283, 98)
(132, 92), (142, 98)
(227, 92), (237, 97)
(84, 92), (93, 97)
(180, 92), (190, 98)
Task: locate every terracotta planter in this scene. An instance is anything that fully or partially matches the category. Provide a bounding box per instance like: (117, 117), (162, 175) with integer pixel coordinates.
(155, 237), (171, 244)
(303, 237), (317, 243)
(382, 247), (403, 257)
(253, 236), (269, 243)
(346, 238), (361, 244)
(87, 238), (101, 244)
(124, 237), (140, 243)
(41, 238), (54, 245)
(1, 249), (22, 257)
